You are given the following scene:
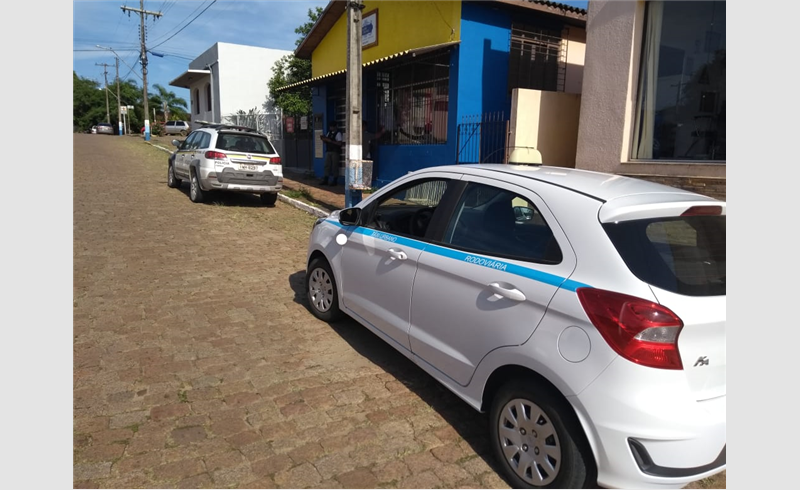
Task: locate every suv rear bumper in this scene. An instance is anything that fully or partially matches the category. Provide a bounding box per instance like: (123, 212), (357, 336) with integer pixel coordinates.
(199, 166), (283, 193)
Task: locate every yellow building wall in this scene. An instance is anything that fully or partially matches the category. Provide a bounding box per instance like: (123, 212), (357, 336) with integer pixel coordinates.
(311, 0), (462, 78)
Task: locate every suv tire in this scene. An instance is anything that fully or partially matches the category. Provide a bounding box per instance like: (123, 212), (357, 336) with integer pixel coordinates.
(190, 170), (205, 203)
(260, 192), (278, 206)
(167, 163), (181, 188)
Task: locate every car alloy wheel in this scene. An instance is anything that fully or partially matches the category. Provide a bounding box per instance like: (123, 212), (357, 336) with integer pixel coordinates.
(306, 257), (344, 322)
(490, 380), (592, 488)
(497, 398), (562, 486)
(309, 267), (333, 313)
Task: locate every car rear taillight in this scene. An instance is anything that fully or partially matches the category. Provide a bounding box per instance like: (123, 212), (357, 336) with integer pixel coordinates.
(205, 151), (227, 160)
(270, 157), (281, 165)
(681, 205), (722, 216)
(577, 288), (684, 370)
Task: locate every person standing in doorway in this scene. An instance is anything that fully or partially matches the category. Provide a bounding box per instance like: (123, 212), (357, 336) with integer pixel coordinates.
(320, 121), (343, 186)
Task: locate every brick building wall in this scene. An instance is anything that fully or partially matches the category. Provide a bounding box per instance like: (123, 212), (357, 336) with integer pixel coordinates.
(622, 174), (726, 201)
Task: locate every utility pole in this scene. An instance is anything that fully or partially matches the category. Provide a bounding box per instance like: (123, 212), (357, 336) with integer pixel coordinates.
(121, 1), (162, 141)
(96, 62), (112, 123)
(115, 58), (122, 135)
(345, 1), (365, 208)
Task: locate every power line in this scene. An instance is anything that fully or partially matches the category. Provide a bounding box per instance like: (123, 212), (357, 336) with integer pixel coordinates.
(149, 0), (217, 50)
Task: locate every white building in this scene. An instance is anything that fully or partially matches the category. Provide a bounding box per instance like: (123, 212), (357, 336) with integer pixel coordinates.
(170, 42), (291, 125)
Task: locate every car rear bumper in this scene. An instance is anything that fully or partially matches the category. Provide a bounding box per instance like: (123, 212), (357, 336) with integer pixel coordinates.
(570, 358), (726, 489)
(200, 166), (283, 193)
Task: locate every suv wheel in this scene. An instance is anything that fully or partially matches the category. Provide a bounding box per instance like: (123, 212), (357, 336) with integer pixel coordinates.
(489, 380), (594, 489)
(167, 163), (181, 188)
(306, 257), (344, 322)
(190, 170), (205, 203)
(260, 192), (278, 206)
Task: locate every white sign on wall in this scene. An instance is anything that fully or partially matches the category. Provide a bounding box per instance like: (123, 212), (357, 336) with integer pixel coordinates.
(362, 9), (378, 49)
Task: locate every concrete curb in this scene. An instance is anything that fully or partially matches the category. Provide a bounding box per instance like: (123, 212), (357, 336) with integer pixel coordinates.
(277, 194), (330, 218)
(146, 142), (331, 218)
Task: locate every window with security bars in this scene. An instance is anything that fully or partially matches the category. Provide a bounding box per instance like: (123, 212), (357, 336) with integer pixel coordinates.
(508, 25), (566, 92)
(376, 51), (450, 145)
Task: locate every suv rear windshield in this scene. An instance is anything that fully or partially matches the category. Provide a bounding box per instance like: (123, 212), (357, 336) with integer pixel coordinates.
(215, 133), (275, 154)
(603, 215), (725, 296)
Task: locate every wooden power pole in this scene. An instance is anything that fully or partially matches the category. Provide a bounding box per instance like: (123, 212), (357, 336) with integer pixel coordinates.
(345, 1), (365, 207)
(121, 1), (162, 141)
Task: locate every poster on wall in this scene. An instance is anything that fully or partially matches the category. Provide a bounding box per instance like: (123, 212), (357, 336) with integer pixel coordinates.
(315, 130), (323, 158)
(362, 9), (378, 49)
(300, 116), (308, 130)
(286, 117), (295, 133)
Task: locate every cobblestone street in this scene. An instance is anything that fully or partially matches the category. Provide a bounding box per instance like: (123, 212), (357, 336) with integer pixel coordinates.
(72, 134), (510, 489)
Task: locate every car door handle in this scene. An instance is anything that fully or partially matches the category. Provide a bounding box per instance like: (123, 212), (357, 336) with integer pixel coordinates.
(488, 282), (526, 302)
(387, 248), (407, 261)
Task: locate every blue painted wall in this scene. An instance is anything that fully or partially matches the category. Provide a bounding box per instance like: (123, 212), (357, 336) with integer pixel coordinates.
(457, 2), (512, 122)
(309, 2), (531, 187)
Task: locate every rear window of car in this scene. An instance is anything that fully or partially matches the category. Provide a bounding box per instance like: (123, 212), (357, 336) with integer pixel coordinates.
(603, 215), (725, 296)
(215, 133), (275, 154)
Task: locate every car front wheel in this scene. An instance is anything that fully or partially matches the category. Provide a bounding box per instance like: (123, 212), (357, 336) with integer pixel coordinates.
(167, 163), (181, 188)
(489, 380), (594, 488)
(306, 257), (344, 322)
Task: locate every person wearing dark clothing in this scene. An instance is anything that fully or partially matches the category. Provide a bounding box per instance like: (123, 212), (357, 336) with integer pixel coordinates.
(320, 121), (343, 186)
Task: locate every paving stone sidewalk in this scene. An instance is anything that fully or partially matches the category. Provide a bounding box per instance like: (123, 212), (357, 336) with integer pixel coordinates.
(73, 134), (511, 489)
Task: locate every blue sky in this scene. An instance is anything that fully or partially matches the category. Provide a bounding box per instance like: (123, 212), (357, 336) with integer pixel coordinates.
(73, 1), (589, 104)
(73, 0), (330, 103)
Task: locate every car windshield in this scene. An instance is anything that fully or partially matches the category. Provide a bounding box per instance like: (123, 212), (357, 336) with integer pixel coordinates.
(215, 133), (275, 154)
(603, 215), (725, 296)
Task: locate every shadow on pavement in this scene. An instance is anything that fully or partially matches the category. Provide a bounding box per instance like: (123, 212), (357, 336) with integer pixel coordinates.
(287, 270), (510, 483)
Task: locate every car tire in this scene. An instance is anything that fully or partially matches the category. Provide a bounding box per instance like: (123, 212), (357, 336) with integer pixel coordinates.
(167, 163), (181, 188)
(260, 192), (278, 206)
(489, 380), (595, 489)
(306, 257), (344, 322)
(180, 130), (187, 137)
(190, 170), (205, 203)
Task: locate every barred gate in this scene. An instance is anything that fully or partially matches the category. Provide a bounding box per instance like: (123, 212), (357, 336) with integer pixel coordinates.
(456, 112), (510, 164)
(279, 114), (314, 174)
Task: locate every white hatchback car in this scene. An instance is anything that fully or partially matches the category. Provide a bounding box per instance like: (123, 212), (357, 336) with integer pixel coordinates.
(305, 164), (725, 489)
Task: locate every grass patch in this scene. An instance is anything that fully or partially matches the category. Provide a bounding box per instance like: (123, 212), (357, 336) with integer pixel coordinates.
(284, 186), (314, 202)
(178, 390), (189, 403)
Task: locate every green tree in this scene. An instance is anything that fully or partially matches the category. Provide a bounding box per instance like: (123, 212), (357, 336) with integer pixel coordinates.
(267, 7), (323, 115)
(73, 72), (108, 131)
(149, 83), (189, 122)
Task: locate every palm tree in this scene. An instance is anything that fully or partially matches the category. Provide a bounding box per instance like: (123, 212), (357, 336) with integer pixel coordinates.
(150, 84), (189, 122)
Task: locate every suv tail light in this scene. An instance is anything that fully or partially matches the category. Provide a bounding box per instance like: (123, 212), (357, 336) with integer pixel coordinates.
(205, 151), (227, 160)
(577, 288), (684, 370)
(270, 157), (281, 165)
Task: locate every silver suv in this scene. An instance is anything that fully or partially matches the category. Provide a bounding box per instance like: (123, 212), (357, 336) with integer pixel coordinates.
(167, 122), (283, 205)
(164, 120), (191, 136)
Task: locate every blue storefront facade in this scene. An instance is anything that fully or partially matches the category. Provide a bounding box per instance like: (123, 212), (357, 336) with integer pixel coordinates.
(279, 1), (587, 187)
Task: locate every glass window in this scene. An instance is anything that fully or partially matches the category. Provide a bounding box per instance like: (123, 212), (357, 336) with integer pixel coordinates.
(508, 24), (565, 93)
(181, 132), (200, 150)
(215, 134), (276, 154)
(194, 89), (200, 115)
(442, 183), (562, 264)
(603, 215), (725, 296)
(206, 83), (212, 112)
(376, 50), (450, 146)
(632, 1), (725, 161)
(364, 179), (449, 239)
(197, 132), (211, 149)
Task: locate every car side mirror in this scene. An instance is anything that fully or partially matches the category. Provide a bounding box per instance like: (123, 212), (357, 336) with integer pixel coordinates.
(339, 207), (362, 226)
(514, 206), (533, 221)
(172, 139), (181, 148)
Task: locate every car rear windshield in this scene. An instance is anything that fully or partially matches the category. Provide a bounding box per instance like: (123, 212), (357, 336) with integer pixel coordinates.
(603, 215), (725, 296)
(215, 133), (275, 154)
